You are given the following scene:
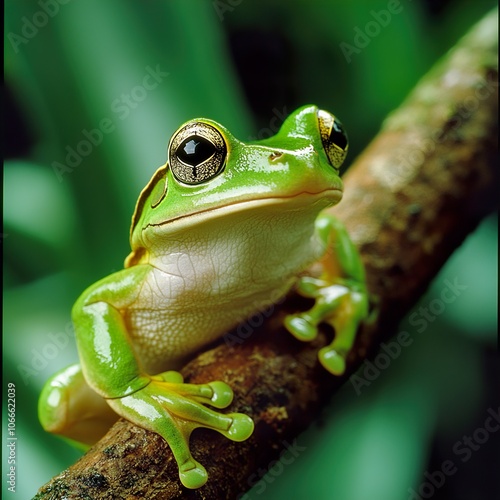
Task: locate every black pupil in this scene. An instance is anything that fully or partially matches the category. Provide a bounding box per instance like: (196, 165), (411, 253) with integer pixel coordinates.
(331, 121), (347, 150)
(177, 136), (215, 166)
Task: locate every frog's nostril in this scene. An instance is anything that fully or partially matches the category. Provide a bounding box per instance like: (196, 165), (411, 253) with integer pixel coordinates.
(269, 152), (283, 161)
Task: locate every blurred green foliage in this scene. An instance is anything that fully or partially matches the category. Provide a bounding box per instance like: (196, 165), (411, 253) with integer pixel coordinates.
(3, 1), (497, 498)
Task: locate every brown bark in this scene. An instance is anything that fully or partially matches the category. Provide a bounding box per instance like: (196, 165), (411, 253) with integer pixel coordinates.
(35, 9), (498, 500)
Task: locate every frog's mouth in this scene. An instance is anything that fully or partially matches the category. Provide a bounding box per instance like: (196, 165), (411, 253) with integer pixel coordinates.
(146, 187), (342, 230)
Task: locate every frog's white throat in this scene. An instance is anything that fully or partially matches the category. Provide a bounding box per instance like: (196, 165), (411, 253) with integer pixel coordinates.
(145, 194), (332, 301)
(131, 196), (334, 372)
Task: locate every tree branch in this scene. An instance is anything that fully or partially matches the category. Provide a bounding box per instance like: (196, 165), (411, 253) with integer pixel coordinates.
(35, 9), (498, 500)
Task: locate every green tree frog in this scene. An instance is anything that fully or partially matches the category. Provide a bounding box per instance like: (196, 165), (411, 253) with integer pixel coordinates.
(39, 105), (368, 489)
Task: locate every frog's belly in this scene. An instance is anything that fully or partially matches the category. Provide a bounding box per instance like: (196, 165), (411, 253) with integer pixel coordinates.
(127, 207), (324, 373)
(126, 267), (296, 374)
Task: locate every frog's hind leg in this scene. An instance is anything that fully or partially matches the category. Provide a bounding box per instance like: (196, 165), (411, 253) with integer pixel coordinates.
(38, 364), (118, 448)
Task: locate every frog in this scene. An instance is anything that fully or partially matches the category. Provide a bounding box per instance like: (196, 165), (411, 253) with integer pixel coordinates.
(38, 105), (368, 489)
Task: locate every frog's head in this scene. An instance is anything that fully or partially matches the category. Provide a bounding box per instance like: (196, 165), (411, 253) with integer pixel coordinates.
(127, 105), (348, 263)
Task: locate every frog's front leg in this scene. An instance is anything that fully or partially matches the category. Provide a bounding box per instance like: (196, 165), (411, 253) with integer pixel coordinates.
(70, 265), (253, 489)
(284, 214), (369, 375)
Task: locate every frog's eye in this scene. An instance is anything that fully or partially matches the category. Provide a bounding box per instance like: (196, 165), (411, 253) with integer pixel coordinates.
(317, 109), (348, 170)
(168, 121), (227, 185)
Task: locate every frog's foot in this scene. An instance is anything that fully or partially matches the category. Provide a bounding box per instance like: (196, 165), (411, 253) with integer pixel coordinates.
(284, 277), (368, 375)
(107, 371), (254, 489)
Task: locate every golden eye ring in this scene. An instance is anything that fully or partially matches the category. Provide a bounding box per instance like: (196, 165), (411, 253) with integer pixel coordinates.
(168, 121), (227, 185)
(317, 109), (348, 170)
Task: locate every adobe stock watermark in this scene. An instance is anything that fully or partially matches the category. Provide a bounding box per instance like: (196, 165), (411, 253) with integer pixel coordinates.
(388, 72), (499, 187)
(384, 71), (500, 189)
(6, 382), (17, 493)
(408, 406), (500, 499)
(247, 106), (289, 141)
(224, 291), (286, 347)
(52, 64), (169, 182)
(339, 0), (409, 63)
(212, 0), (244, 21)
(17, 321), (75, 385)
(408, 278), (468, 333)
(237, 439), (307, 498)
(350, 277), (467, 395)
(7, 0), (72, 54)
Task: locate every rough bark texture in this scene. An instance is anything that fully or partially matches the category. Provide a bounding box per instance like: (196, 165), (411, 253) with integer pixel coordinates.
(35, 9), (498, 500)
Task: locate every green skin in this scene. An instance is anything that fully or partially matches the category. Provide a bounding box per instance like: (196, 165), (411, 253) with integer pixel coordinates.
(38, 105), (368, 489)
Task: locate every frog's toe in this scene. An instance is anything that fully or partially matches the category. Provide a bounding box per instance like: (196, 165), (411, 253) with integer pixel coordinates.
(319, 347), (346, 375)
(284, 314), (318, 341)
(179, 458), (208, 489)
(296, 277), (323, 296)
(222, 413), (254, 442)
(161, 371), (184, 384)
(207, 381), (233, 408)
